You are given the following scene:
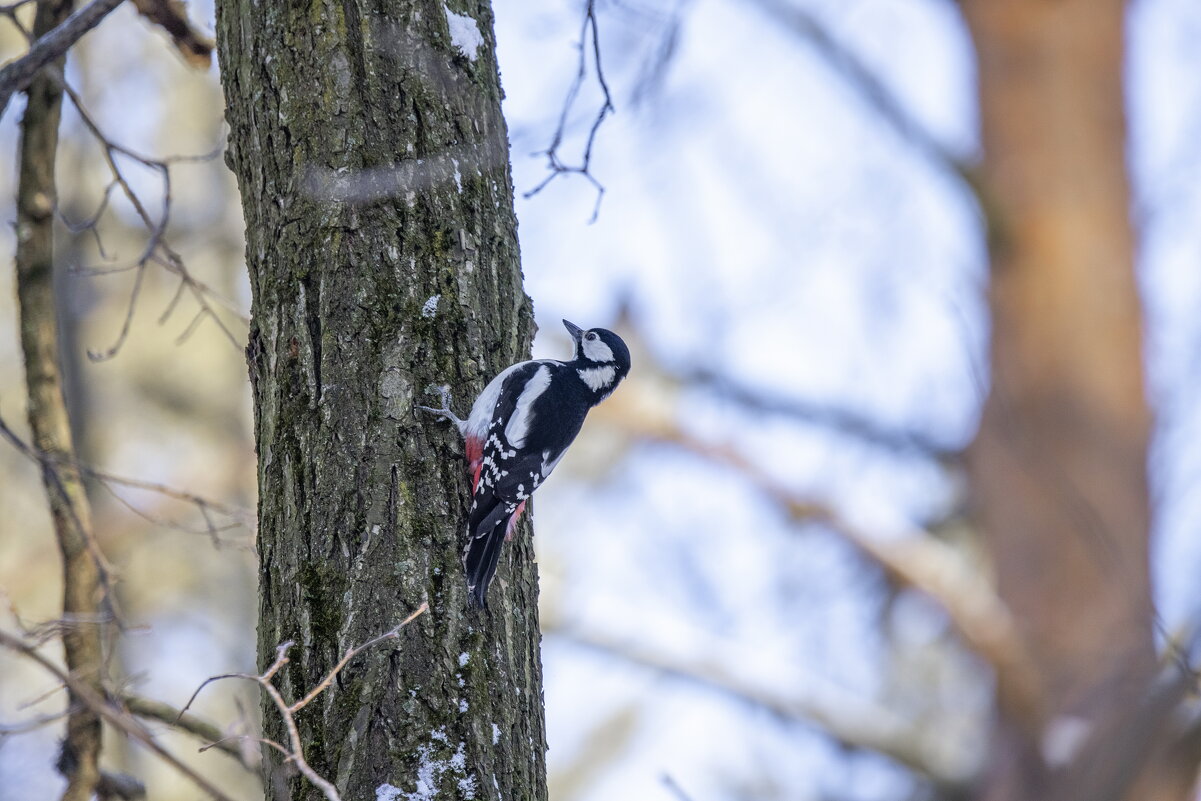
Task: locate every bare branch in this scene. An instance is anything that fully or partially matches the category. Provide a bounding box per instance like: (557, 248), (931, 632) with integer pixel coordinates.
(524, 0), (614, 222)
(0, 0), (126, 118)
(257, 651), (342, 801)
(0, 629), (239, 801)
(38, 70), (246, 360)
(178, 603), (430, 801)
(684, 431), (1044, 730)
(0, 0), (239, 364)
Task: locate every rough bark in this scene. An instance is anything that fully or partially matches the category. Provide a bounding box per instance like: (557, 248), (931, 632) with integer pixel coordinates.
(960, 1), (1178, 798)
(14, 0), (106, 799)
(216, 1), (545, 799)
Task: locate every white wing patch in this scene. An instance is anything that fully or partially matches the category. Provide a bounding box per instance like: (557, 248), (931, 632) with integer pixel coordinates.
(582, 337), (614, 363)
(577, 365), (616, 392)
(504, 365), (552, 448)
(465, 362), (524, 442)
(464, 360), (557, 442)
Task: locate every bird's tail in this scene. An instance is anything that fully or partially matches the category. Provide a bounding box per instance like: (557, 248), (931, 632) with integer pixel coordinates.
(464, 499), (515, 608)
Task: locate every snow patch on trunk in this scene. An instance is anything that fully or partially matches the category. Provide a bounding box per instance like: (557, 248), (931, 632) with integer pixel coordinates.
(444, 7), (483, 61)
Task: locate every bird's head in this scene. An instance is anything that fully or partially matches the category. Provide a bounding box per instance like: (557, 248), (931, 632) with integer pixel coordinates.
(563, 319), (631, 396)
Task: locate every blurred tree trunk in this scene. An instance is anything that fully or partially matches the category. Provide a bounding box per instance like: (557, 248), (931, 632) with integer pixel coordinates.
(216, 2), (545, 799)
(14, 1), (107, 800)
(960, 1), (1188, 799)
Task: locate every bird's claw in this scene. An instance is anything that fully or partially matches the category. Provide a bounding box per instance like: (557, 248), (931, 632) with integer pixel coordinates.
(417, 384), (465, 429)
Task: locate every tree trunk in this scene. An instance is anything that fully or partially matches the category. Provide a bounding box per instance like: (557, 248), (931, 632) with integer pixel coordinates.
(14, 1), (107, 799)
(960, 1), (1177, 798)
(216, 1), (545, 799)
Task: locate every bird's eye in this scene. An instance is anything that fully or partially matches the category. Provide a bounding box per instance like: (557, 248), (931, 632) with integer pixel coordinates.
(585, 332), (597, 341)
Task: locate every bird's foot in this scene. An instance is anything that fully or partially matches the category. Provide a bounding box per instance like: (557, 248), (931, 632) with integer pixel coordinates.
(417, 384), (467, 432)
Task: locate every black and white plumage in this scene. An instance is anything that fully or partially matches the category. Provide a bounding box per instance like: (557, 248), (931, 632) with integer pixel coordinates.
(419, 319), (631, 607)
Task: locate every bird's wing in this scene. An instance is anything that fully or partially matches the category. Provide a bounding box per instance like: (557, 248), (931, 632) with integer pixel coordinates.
(471, 361), (545, 504)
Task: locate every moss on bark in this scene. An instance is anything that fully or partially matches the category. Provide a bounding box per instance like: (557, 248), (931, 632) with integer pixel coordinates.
(216, 1), (545, 798)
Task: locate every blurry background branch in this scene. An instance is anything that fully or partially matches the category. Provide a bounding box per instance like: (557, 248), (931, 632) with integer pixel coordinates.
(745, 0), (981, 198)
(545, 618), (972, 792)
(659, 428), (1042, 730)
(0, 411), (252, 542)
(0, 0), (212, 118)
(0, 0), (125, 117)
(590, 339), (1044, 730)
(119, 694), (250, 766)
(679, 365), (963, 462)
(52, 70), (241, 360)
(0, 628), (237, 801)
(1, 0), (234, 361)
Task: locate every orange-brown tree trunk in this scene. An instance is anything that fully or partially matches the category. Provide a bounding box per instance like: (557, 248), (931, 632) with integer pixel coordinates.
(960, 0), (1175, 798)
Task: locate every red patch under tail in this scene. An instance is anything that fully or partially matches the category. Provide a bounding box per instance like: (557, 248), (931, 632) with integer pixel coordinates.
(505, 500), (528, 542)
(466, 435), (483, 493)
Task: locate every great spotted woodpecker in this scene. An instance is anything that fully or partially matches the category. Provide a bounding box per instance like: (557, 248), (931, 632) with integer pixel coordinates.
(419, 319), (631, 607)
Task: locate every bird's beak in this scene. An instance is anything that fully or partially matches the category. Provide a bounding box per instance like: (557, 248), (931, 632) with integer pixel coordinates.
(562, 319), (584, 342)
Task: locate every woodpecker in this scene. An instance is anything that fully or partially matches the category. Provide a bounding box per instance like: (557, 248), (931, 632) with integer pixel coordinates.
(419, 319), (631, 607)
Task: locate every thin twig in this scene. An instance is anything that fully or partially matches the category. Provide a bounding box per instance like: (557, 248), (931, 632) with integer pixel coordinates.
(0, 706), (72, 736)
(0, 411), (253, 535)
(200, 733), (289, 758)
(524, 0), (614, 222)
(290, 605), (428, 712)
(35, 68), (247, 360)
(178, 603), (430, 801)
